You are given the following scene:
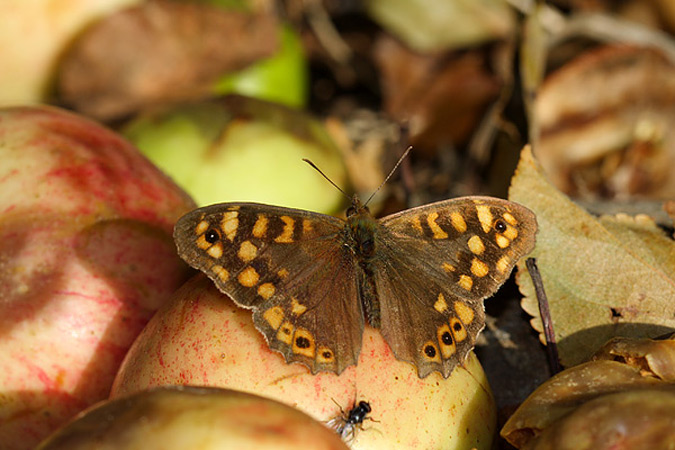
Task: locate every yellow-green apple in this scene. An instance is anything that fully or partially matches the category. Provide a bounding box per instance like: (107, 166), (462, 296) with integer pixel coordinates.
(37, 386), (350, 450)
(111, 275), (497, 449)
(0, 106), (196, 449)
(123, 96), (347, 213)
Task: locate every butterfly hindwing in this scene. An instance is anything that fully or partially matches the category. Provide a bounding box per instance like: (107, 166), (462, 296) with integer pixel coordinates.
(375, 197), (537, 377)
(174, 203), (365, 374)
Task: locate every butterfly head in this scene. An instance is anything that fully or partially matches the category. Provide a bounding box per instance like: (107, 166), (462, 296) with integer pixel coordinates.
(345, 195), (370, 218)
(344, 196), (378, 259)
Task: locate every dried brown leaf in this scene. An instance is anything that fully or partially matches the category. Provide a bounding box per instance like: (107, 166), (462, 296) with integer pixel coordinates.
(58, 0), (278, 121)
(592, 334), (675, 381)
(501, 360), (670, 448)
(533, 45), (675, 199)
(509, 146), (675, 366)
(373, 35), (501, 155)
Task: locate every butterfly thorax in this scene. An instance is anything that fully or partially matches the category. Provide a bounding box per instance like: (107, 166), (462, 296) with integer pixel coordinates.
(344, 197), (381, 327)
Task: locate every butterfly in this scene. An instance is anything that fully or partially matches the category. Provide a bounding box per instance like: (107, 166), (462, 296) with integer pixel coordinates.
(173, 187), (537, 378)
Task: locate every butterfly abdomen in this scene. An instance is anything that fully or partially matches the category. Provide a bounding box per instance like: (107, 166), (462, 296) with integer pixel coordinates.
(346, 211), (382, 328)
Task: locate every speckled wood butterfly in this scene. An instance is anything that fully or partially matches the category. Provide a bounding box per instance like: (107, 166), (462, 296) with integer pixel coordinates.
(174, 189), (537, 378)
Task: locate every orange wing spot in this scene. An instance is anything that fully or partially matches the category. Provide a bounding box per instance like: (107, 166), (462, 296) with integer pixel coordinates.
(502, 212), (518, 226)
(422, 341), (441, 362)
(495, 234), (511, 249)
(291, 297), (307, 316)
(196, 234), (212, 250)
(503, 225), (518, 241)
(263, 306), (284, 330)
(427, 212), (449, 239)
(277, 268), (289, 279)
(292, 328), (316, 358)
(458, 274), (473, 291)
(252, 214), (268, 238)
(442, 262), (456, 273)
(238, 267), (259, 287)
(317, 347), (335, 364)
(207, 243), (223, 259)
(434, 293), (449, 314)
(275, 216), (295, 243)
(450, 318), (468, 342)
(470, 258), (489, 278)
(302, 219), (313, 236)
(238, 240), (258, 262)
(211, 264), (230, 282)
(277, 322), (294, 345)
(411, 216), (423, 234)
(195, 220), (209, 235)
(437, 324), (457, 359)
(454, 301), (475, 325)
(450, 212), (467, 233)
(257, 282), (275, 300)
(467, 235), (485, 255)
(221, 211), (239, 242)
(496, 255), (511, 274)
(475, 205), (493, 234)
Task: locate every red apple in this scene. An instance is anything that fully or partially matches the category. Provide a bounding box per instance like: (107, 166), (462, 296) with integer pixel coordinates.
(111, 274), (497, 449)
(0, 106), (195, 449)
(37, 386), (350, 450)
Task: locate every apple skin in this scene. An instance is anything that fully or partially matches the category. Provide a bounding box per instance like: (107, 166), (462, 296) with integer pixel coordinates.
(0, 0), (141, 105)
(0, 106), (196, 449)
(37, 386), (350, 450)
(111, 274), (497, 449)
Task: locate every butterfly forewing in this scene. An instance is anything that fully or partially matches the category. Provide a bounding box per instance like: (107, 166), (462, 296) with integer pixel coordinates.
(375, 197), (537, 377)
(174, 203), (365, 374)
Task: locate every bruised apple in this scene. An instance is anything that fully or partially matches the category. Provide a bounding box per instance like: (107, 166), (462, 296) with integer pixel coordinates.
(37, 386), (349, 450)
(0, 106), (195, 449)
(112, 275), (497, 449)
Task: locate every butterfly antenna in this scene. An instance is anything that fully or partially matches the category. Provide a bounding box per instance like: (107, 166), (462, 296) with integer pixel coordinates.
(364, 146), (412, 207)
(303, 158), (351, 201)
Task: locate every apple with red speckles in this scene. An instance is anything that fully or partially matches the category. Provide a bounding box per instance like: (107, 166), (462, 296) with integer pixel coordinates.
(0, 106), (196, 449)
(37, 386), (350, 450)
(111, 274), (498, 449)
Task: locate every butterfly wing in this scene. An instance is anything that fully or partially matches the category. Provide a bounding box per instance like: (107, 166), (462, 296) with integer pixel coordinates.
(174, 203), (364, 374)
(375, 197), (537, 378)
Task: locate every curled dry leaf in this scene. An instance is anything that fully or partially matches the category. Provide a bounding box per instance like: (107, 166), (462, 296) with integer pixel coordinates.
(373, 35), (502, 154)
(509, 146), (675, 366)
(533, 45), (675, 199)
(500, 357), (674, 448)
(592, 334), (675, 381)
(58, 0), (278, 121)
(507, 387), (675, 449)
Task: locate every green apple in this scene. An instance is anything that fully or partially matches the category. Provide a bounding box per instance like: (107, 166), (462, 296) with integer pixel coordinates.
(123, 97), (348, 213)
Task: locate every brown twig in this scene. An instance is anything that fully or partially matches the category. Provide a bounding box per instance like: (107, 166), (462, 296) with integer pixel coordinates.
(525, 257), (562, 375)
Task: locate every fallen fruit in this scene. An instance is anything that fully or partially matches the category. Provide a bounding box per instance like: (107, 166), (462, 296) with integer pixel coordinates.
(0, 105), (195, 449)
(37, 386), (350, 450)
(111, 274), (497, 449)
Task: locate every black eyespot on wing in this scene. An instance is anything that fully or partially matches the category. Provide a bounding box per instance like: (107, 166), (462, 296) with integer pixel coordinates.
(494, 219), (507, 232)
(205, 229), (220, 243)
(296, 336), (311, 349)
(441, 331), (453, 345)
(424, 345), (436, 358)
